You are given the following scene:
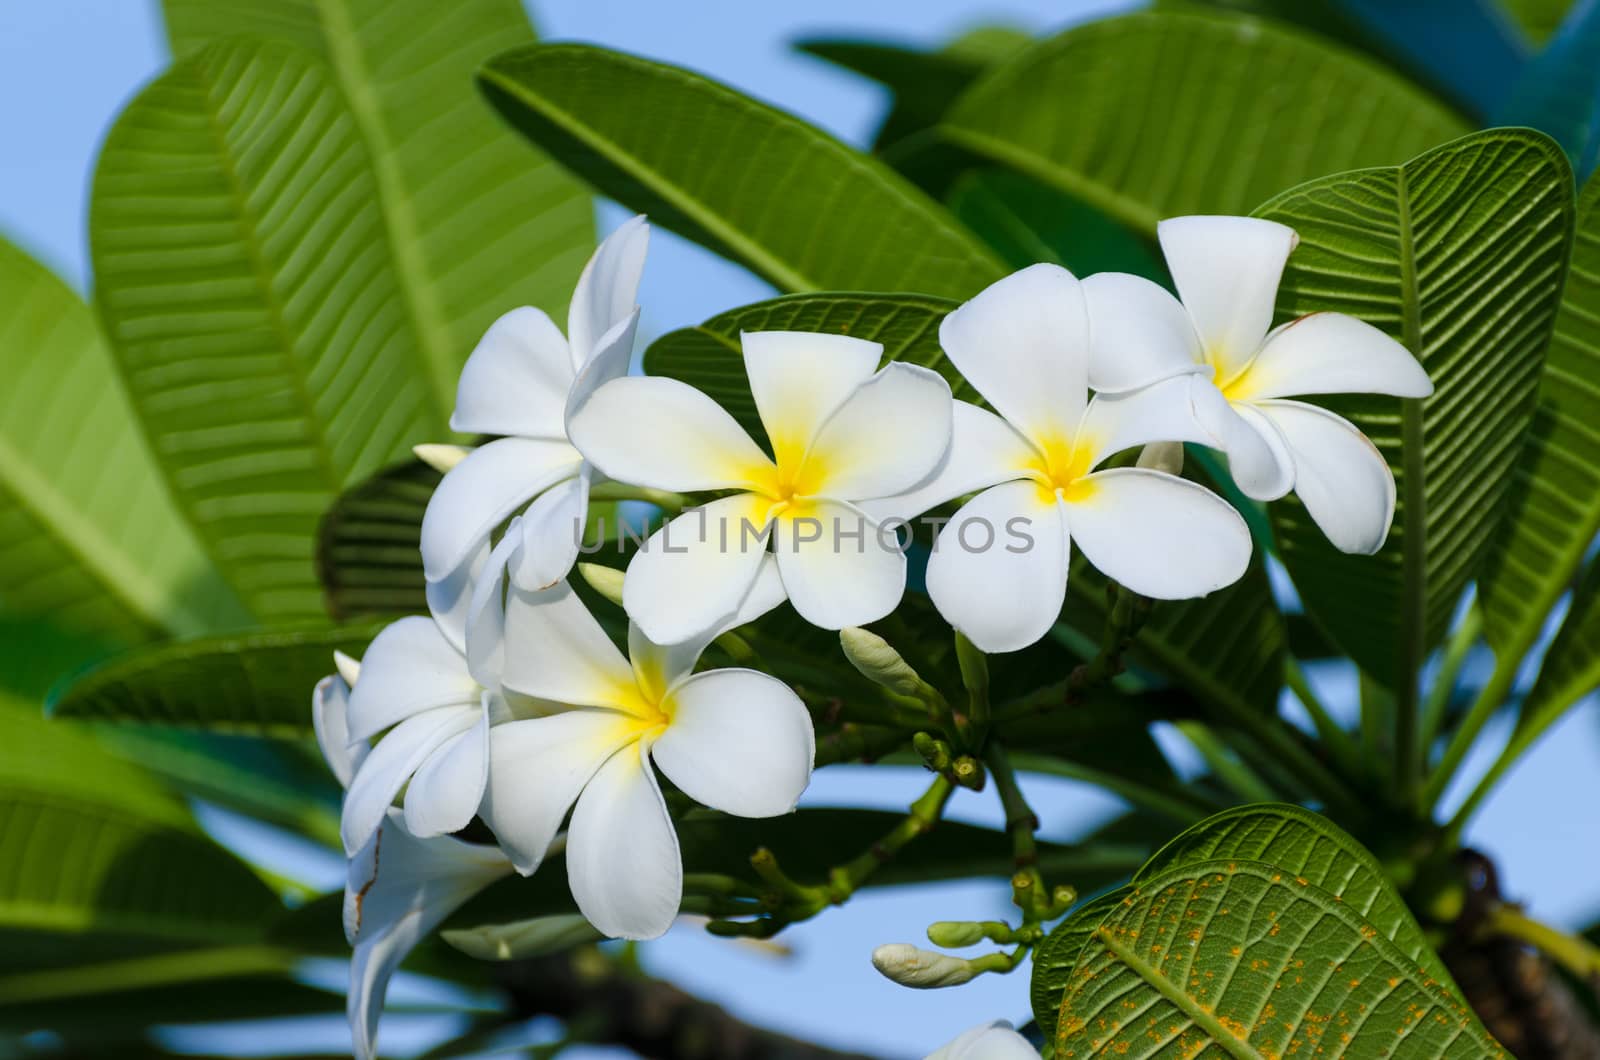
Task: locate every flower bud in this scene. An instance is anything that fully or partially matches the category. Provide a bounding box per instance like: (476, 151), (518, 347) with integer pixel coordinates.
(412, 442), (470, 474)
(577, 562), (627, 607)
(333, 649), (361, 687)
(441, 913), (601, 961)
(871, 943), (976, 988)
(926, 921), (987, 947)
(1136, 441), (1184, 475)
(840, 627), (925, 699)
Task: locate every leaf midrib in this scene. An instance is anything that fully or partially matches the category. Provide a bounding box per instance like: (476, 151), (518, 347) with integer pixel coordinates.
(1395, 164), (1428, 772)
(1091, 926), (1263, 1060)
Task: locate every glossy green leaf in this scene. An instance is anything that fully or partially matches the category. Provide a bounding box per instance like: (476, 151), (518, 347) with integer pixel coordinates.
(0, 237), (246, 648)
(1030, 889), (1128, 1044)
(478, 44), (1006, 299)
(163, 0), (594, 409)
(0, 698), (281, 945)
(1039, 804), (1503, 1057)
(942, 11), (1467, 237)
(49, 621), (387, 736)
(90, 40), (445, 623)
(317, 458), (439, 621)
(1481, 173), (1600, 675)
(1515, 557), (1600, 744)
(1496, 0), (1600, 176)
(1255, 129), (1574, 688)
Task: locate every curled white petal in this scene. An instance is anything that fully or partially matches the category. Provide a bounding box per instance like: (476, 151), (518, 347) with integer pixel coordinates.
(1233, 311), (1434, 401)
(346, 616), (477, 741)
(449, 306), (574, 438)
(1256, 398), (1397, 555)
(313, 672), (365, 789)
(568, 214), (649, 368)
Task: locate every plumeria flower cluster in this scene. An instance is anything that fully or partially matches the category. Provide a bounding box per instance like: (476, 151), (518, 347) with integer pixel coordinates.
(312, 213), (1431, 1056)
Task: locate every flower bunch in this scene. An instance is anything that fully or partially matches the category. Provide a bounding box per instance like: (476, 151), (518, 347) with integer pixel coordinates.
(313, 213), (1430, 1056)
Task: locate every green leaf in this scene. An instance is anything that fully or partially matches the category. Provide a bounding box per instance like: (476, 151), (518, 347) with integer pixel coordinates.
(1040, 804), (1503, 1057)
(318, 458), (439, 621)
(90, 40), (448, 623)
(1496, 0), (1600, 176)
(1255, 128), (1574, 688)
(0, 237), (247, 648)
(163, 0), (594, 411)
(942, 11), (1468, 237)
(477, 44), (1006, 299)
(48, 621), (387, 736)
(1481, 172), (1600, 673)
(1499, 0), (1577, 45)
(1030, 888), (1128, 1044)
(1515, 556), (1600, 741)
(0, 698), (282, 945)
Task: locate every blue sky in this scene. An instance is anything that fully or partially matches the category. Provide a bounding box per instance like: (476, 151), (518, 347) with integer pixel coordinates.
(2, 1), (1598, 1057)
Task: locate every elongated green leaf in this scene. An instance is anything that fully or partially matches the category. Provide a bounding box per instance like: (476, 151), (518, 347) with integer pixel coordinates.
(91, 40), (444, 623)
(163, 0), (594, 411)
(1516, 557), (1600, 736)
(1042, 804), (1503, 1057)
(0, 699), (282, 944)
(49, 622), (387, 735)
(1496, 0), (1600, 176)
(943, 11), (1467, 237)
(1500, 0), (1577, 44)
(318, 458), (439, 621)
(1481, 173), (1600, 671)
(478, 44), (1006, 299)
(0, 238), (246, 648)
(1255, 129), (1573, 688)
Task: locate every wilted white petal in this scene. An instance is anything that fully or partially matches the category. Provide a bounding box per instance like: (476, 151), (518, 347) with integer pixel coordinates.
(1158, 215), (1297, 383)
(568, 215), (649, 368)
(773, 499), (906, 631)
(568, 375), (774, 493)
(1255, 399), (1397, 555)
(510, 468), (591, 592)
(744, 330), (881, 465)
(346, 616), (477, 741)
(651, 669), (814, 817)
(1063, 467), (1251, 598)
(622, 493), (775, 646)
(501, 580), (638, 710)
(925, 480), (1069, 653)
(403, 698), (491, 840)
(1082, 271), (1206, 393)
(938, 263), (1089, 443)
(927, 1021), (1040, 1060)
(344, 811), (510, 1060)
(481, 710), (639, 874)
(862, 402), (1034, 523)
(341, 705), (480, 855)
(450, 307), (574, 438)
(799, 362), (953, 500)
(419, 436), (582, 582)
(425, 536), (490, 655)
(567, 741), (682, 940)
(313, 673), (365, 789)
(1231, 312), (1434, 401)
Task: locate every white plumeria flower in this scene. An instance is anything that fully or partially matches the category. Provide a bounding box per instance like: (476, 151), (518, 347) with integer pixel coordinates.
(478, 565), (814, 940)
(870, 264), (1252, 654)
(926, 1021), (1040, 1060)
(568, 331), (953, 644)
(1082, 215), (1434, 554)
(419, 215), (650, 614)
(313, 673), (512, 1060)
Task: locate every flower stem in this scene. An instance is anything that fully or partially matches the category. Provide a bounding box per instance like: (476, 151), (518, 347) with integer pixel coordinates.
(1420, 655), (1518, 813)
(1479, 904), (1600, 984)
(1419, 605), (1483, 750)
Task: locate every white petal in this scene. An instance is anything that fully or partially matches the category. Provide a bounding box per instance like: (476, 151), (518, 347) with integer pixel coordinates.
(652, 669), (814, 817)
(1190, 382), (1295, 501)
(1158, 215), (1297, 382)
(419, 437), (583, 581)
(346, 616), (477, 741)
(425, 537), (490, 655)
(313, 673), (365, 789)
(563, 307), (639, 425)
(450, 307), (573, 438)
(1230, 312), (1434, 401)
(1256, 399), (1396, 555)
(403, 697), (491, 839)
(627, 554), (785, 698)
(1082, 271), (1207, 393)
(1064, 467), (1251, 598)
(1074, 373), (1225, 471)
(568, 375), (774, 493)
(568, 215), (649, 367)
(341, 705), (479, 855)
(773, 500), (907, 630)
(344, 812), (510, 1060)
(938, 263), (1089, 444)
(501, 580), (639, 710)
(926, 481), (1069, 653)
(463, 520), (523, 689)
(622, 493), (775, 646)
(567, 741), (682, 940)
(481, 711), (639, 874)
(862, 401), (1034, 522)
(510, 468), (591, 591)
(927, 1021), (1039, 1060)
(743, 330), (881, 465)
(799, 362), (953, 500)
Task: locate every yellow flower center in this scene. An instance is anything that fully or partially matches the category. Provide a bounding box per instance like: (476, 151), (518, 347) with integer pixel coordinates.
(748, 449), (827, 513)
(1022, 434), (1098, 505)
(1209, 353), (1255, 402)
